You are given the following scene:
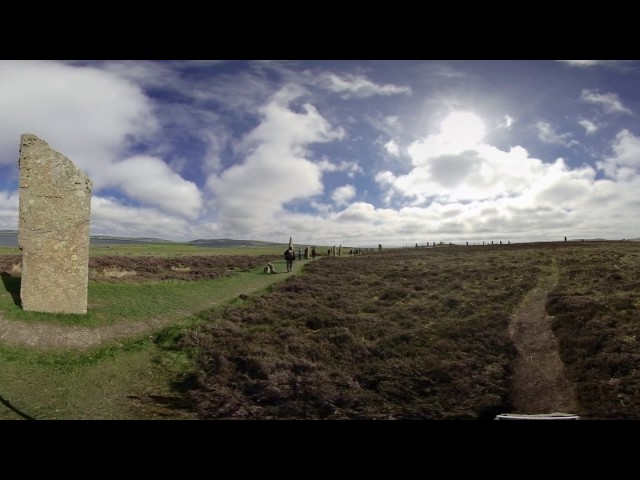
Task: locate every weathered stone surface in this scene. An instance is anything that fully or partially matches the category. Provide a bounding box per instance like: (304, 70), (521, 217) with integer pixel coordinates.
(18, 134), (92, 314)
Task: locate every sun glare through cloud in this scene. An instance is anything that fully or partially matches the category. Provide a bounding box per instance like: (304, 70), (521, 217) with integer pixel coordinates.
(440, 111), (486, 147)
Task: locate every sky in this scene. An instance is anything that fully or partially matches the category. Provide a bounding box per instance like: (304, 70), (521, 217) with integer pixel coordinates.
(1, 59), (639, 247)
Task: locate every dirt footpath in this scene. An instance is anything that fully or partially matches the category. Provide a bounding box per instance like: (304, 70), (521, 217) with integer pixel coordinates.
(507, 257), (579, 415)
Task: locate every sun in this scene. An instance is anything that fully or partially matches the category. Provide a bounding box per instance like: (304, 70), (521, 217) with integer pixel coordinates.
(440, 111), (486, 147)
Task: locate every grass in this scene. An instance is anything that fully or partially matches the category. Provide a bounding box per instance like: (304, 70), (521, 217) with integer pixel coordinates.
(0, 256), (295, 326)
(3, 241), (640, 419)
(0, 337), (195, 420)
(0, 249), (306, 419)
(1, 269), (263, 327)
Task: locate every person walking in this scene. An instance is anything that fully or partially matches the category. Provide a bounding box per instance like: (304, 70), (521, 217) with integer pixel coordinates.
(284, 246), (295, 272)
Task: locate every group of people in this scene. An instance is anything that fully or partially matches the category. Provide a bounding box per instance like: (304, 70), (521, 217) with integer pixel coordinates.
(284, 245), (317, 272)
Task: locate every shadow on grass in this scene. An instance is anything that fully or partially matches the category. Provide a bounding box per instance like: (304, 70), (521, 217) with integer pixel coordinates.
(0, 393), (36, 420)
(0, 272), (22, 308)
(126, 373), (199, 419)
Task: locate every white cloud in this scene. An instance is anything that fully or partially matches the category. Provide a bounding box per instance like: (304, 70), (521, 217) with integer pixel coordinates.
(101, 156), (203, 218)
(206, 85), (344, 235)
(383, 124), (542, 205)
(0, 190), (19, 229)
(316, 72), (412, 99)
(535, 121), (579, 147)
(0, 61), (158, 170)
(90, 196), (196, 239)
(558, 60), (632, 69)
(386, 141), (544, 204)
(580, 89), (632, 115)
(578, 118), (598, 134)
(498, 114), (514, 128)
(597, 129), (640, 181)
(348, 119), (640, 245)
(316, 158), (363, 175)
(384, 140), (401, 156)
(559, 60), (608, 67)
(332, 184), (356, 207)
(0, 61), (209, 232)
(362, 154), (606, 243)
(334, 202), (375, 222)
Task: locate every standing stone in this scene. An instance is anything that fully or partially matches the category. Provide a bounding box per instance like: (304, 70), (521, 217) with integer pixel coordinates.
(18, 134), (92, 314)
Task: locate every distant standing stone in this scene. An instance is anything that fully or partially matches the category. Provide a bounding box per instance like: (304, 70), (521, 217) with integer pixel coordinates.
(18, 134), (92, 314)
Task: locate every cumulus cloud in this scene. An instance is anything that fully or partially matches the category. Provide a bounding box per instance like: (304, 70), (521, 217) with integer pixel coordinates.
(366, 149), (616, 244)
(0, 61), (205, 228)
(332, 184), (356, 206)
(334, 202), (375, 222)
(91, 196), (196, 239)
(361, 116), (636, 244)
(206, 85), (344, 235)
(387, 140), (540, 204)
(270, 119), (640, 245)
(0, 190), (19, 228)
(580, 89), (632, 115)
(597, 129), (640, 181)
(101, 156), (203, 218)
(315, 72), (412, 99)
(0, 61), (158, 170)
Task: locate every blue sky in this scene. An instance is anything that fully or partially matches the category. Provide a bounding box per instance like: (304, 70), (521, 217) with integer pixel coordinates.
(1, 60), (639, 246)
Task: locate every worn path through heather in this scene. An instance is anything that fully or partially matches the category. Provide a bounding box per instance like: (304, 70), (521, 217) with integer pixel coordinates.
(507, 256), (579, 415)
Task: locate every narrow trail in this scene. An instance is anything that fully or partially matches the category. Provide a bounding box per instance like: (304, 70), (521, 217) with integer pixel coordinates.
(507, 257), (579, 415)
(0, 260), (306, 351)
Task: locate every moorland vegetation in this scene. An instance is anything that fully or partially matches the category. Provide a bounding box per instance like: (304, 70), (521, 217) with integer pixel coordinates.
(1, 241), (639, 419)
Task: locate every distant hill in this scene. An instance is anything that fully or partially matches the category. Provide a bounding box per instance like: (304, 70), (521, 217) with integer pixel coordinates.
(0, 230), (286, 248)
(187, 238), (285, 247)
(91, 234), (176, 244)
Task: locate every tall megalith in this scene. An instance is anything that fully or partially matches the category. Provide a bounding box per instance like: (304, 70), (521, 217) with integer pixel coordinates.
(18, 134), (92, 314)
